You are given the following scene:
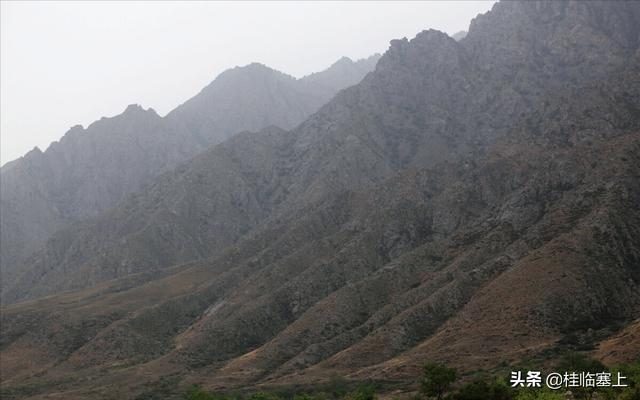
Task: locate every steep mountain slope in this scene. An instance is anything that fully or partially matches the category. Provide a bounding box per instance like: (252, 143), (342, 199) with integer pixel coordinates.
(5, 28), (478, 302)
(6, 1), (639, 303)
(0, 57), (379, 291)
(2, 127), (638, 398)
(1, 1), (640, 398)
(166, 55), (381, 145)
(0, 105), (198, 290)
(298, 55), (381, 99)
(595, 319), (640, 365)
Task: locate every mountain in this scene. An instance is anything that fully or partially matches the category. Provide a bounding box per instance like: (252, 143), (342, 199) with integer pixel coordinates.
(164, 55), (381, 147)
(5, 0), (639, 304)
(299, 55), (381, 98)
(451, 31), (467, 41)
(0, 56), (380, 292)
(1, 1), (640, 398)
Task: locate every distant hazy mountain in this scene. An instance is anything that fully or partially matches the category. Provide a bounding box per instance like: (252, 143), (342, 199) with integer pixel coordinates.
(0, 55), (380, 289)
(1, 1), (639, 398)
(299, 55), (382, 98)
(165, 55), (380, 146)
(451, 30), (467, 40)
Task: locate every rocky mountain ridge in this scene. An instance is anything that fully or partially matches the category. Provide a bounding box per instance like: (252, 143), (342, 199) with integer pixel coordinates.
(1, 1), (639, 398)
(0, 55), (380, 292)
(6, 1), (639, 304)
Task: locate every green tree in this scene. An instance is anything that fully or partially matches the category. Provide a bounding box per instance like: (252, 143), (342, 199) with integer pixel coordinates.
(420, 362), (457, 400)
(247, 393), (282, 400)
(453, 377), (515, 400)
(453, 380), (491, 400)
(608, 360), (640, 400)
(292, 394), (316, 400)
(344, 384), (376, 400)
(184, 385), (227, 400)
(514, 389), (564, 400)
(556, 352), (605, 374)
(556, 352), (607, 400)
(326, 374), (349, 398)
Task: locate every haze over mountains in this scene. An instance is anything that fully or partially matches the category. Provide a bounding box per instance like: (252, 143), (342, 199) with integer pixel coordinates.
(0, 54), (380, 293)
(1, 1), (640, 399)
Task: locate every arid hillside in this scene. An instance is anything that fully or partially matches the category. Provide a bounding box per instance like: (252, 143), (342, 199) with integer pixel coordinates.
(1, 1), (639, 399)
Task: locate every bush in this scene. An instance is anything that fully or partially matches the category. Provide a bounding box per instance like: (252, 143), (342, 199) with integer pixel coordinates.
(248, 392), (282, 400)
(514, 389), (564, 400)
(292, 394), (317, 400)
(556, 352), (605, 374)
(555, 352), (606, 399)
(453, 378), (515, 400)
(420, 362), (457, 400)
(184, 385), (228, 400)
(344, 384), (376, 400)
(326, 374), (349, 398)
(609, 360), (640, 400)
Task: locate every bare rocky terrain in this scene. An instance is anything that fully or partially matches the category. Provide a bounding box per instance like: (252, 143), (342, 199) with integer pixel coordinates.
(0, 55), (380, 294)
(1, 1), (639, 399)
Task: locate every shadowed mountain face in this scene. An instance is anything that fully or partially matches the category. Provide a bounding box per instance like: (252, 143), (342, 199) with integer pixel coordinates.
(1, 1), (640, 398)
(0, 55), (380, 291)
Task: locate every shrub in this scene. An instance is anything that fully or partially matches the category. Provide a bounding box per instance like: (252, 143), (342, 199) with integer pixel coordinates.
(556, 352), (606, 400)
(184, 385), (228, 400)
(420, 362), (457, 400)
(344, 384), (376, 400)
(326, 374), (349, 398)
(514, 389), (564, 400)
(293, 394), (316, 400)
(608, 360), (640, 400)
(453, 378), (515, 400)
(248, 392), (282, 400)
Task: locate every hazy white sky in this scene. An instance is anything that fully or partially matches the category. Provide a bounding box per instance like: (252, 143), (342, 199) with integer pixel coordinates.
(0, 1), (496, 165)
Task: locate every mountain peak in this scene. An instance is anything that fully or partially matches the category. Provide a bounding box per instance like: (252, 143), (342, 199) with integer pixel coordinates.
(68, 124), (84, 133)
(25, 146), (43, 157)
(120, 104), (159, 119)
(210, 62), (297, 85)
(234, 62), (282, 76)
(378, 29), (458, 74)
(463, 0), (640, 80)
(332, 56), (354, 66)
(125, 103), (142, 111)
(123, 103), (146, 113)
(242, 62), (271, 71)
(412, 28), (454, 44)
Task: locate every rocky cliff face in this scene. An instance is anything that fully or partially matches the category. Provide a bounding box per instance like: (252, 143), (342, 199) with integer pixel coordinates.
(1, 1), (639, 398)
(0, 57), (379, 292)
(7, 1), (639, 303)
